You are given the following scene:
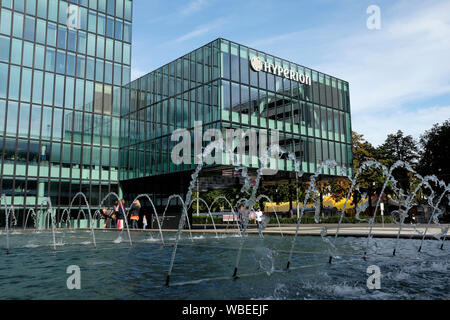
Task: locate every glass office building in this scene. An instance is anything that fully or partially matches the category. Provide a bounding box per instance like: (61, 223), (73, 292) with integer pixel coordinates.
(0, 0), (352, 224)
(0, 0), (132, 216)
(120, 38), (352, 205)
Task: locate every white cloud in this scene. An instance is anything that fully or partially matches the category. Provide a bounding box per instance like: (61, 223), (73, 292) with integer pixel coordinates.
(244, 1), (450, 146)
(180, 0), (212, 16)
(170, 18), (227, 44)
(353, 105), (450, 146)
(131, 67), (147, 81)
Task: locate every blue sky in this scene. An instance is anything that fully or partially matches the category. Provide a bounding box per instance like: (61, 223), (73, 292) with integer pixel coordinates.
(130, 0), (450, 146)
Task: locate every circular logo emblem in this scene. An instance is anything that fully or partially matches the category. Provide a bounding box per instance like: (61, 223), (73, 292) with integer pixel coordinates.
(250, 57), (263, 72)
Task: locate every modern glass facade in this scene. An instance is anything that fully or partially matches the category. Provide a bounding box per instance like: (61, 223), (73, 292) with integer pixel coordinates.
(0, 0), (132, 215)
(0, 3), (352, 223)
(120, 38), (352, 185)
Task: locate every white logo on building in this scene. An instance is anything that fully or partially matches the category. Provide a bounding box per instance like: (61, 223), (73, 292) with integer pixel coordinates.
(250, 56), (263, 72)
(250, 57), (312, 86)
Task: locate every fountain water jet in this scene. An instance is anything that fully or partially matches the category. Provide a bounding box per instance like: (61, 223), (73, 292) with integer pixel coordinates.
(1, 194), (10, 254)
(188, 197), (218, 238)
(165, 139), (223, 286)
(130, 194), (165, 245)
(68, 192), (97, 249)
(392, 175), (437, 256)
(286, 160), (338, 268)
(209, 196), (242, 236)
(98, 192), (132, 247)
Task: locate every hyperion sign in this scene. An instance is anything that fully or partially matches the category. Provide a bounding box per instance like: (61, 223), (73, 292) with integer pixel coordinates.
(250, 56), (312, 86)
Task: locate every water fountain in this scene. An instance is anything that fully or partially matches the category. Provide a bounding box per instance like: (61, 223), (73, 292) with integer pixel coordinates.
(0, 145), (448, 299)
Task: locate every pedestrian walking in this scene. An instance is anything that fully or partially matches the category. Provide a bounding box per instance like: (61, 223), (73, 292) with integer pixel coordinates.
(129, 200), (141, 229)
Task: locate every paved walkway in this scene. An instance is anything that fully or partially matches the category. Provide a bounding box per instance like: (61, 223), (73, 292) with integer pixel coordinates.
(22, 224), (448, 240)
(157, 223), (450, 240)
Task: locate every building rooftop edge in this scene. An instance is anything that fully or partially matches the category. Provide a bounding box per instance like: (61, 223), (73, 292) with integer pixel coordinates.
(129, 37), (349, 86)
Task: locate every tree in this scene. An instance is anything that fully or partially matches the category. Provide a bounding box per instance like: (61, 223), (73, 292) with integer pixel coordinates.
(418, 119), (450, 184)
(377, 130), (419, 166)
(377, 130), (419, 191)
(330, 177), (351, 201)
(351, 131), (386, 214)
(352, 131), (377, 168)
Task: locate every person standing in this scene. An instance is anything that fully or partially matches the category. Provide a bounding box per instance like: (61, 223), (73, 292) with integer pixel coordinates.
(116, 199), (126, 230)
(129, 200), (141, 229)
(142, 214), (148, 230)
(256, 208), (263, 228)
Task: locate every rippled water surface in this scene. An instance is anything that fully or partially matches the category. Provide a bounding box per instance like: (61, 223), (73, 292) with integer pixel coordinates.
(0, 230), (448, 300)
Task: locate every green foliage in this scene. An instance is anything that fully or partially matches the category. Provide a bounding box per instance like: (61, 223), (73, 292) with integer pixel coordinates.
(192, 215), (394, 225)
(418, 119), (450, 184)
(192, 216), (223, 224)
(268, 216), (394, 224)
(376, 130), (419, 191)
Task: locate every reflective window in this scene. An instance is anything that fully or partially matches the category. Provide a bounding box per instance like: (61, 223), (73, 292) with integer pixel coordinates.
(57, 26), (67, 50)
(45, 47), (56, 72)
(6, 101), (18, 135)
(123, 43), (130, 65)
(54, 75), (64, 107)
(37, 0), (47, 19)
(0, 35), (10, 62)
(10, 38), (22, 65)
(36, 19), (46, 44)
(98, 14), (105, 35)
(33, 70), (43, 104)
(9, 65), (20, 100)
(47, 23), (57, 47)
(114, 40), (122, 62)
(24, 16), (35, 41)
(25, 0), (36, 15)
(105, 61), (112, 83)
(0, 8), (12, 35)
(86, 33), (95, 57)
(106, 16), (114, 38)
(115, 19), (122, 40)
(23, 41), (34, 67)
(75, 79), (84, 110)
(0, 63), (8, 98)
(41, 107), (52, 140)
(53, 108), (63, 141)
(13, 12), (24, 38)
(0, 99), (5, 132)
(86, 56), (95, 80)
(97, 36), (105, 58)
(67, 53), (76, 76)
(85, 80), (94, 111)
(65, 77), (75, 109)
(58, 0), (68, 25)
(76, 56), (86, 78)
(34, 44), (44, 69)
(68, 29), (77, 52)
(78, 31), (87, 54)
(44, 72), (54, 105)
(56, 50), (66, 74)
